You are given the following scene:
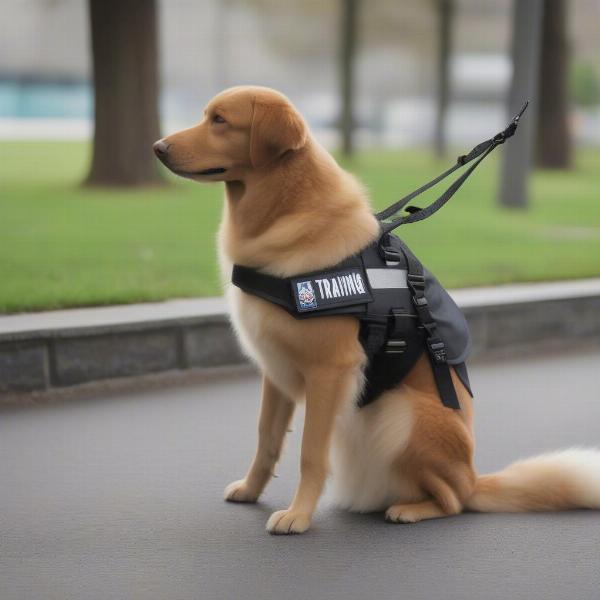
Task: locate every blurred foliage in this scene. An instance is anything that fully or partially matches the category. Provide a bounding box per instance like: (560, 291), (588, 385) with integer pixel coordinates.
(1, 141), (600, 313)
(570, 62), (600, 107)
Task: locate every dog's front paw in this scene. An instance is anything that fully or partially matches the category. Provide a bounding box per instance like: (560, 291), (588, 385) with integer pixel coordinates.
(266, 509), (311, 535)
(224, 479), (260, 503)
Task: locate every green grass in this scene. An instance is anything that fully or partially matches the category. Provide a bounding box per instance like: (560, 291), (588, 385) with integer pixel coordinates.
(1, 141), (599, 313)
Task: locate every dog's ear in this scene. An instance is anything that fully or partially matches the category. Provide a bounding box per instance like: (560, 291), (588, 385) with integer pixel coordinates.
(250, 100), (307, 168)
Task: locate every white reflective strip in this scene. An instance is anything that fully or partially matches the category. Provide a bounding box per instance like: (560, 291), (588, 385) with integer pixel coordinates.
(366, 268), (408, 289)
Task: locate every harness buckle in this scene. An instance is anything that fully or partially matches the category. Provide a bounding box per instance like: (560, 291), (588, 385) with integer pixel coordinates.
(493, 132), (506, 144)
(385, 339), (407, 354)
(407, 273), (425, 290)
(427, 337), (448, 364)
(379, 245), (402, 263)
(384, 308), (411, 355)
(495, 120), (518, 145)
(407, 274), (426, 306)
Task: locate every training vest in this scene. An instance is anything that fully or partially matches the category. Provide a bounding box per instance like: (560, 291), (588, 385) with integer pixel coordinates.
(231, 104), (528, 410)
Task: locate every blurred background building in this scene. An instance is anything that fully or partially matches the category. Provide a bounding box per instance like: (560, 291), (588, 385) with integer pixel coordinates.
(1, 0), (599, 148)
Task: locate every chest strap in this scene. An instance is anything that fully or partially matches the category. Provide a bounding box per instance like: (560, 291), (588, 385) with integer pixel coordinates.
(231, 262), (372, 319)
(232, 264), (297, 313)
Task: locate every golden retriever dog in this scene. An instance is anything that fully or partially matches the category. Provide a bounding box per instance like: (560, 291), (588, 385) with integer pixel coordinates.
(154, 86), (600, 535)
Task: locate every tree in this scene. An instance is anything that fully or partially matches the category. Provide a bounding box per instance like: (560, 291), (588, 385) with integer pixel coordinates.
(340, 0), (358, 156)
(434, 0), (454, 158)
(86, 0), (162, 186)
(536, 0), (572, 169)
(498, 0), (544, 208)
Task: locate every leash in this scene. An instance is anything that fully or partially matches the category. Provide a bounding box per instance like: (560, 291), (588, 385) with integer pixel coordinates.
(376, 101), (529, 234)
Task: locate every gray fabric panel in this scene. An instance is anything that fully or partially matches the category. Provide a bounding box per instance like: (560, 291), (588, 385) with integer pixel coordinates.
(453, 362), (473, 397)
(424, 268), (472, 364)
(366, 268), (408, 289)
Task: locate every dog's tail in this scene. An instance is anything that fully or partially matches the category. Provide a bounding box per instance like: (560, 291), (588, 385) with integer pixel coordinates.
(465, 448), (600, 513)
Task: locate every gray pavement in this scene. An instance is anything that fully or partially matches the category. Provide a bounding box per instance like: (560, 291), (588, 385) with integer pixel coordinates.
(1, 349), (600, 600)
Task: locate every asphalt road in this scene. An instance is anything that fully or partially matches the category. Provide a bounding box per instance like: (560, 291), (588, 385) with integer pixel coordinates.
(2, 348), (600, 600)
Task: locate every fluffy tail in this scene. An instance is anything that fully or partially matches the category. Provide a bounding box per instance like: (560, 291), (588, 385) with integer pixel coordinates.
(466, 448), (600, 513)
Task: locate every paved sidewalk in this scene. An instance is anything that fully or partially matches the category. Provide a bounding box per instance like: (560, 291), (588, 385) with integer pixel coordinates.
(0, 297), (227, 340)
(1, 347), (599, 600)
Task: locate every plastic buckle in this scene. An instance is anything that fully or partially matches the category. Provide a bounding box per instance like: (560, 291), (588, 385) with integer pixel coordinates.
(407, 273), (426, 292)
(380, 245), (402, 263)
(407, 274), (427, 307)
(386, 309), (409, 354)
(495, 121), (517, 144)
(385, 339), (407, 354)
(407, 273), (425, 287)
(427, 337), (447, 364)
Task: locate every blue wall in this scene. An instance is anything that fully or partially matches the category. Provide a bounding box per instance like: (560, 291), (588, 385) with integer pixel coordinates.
(0, 81), (92, 118)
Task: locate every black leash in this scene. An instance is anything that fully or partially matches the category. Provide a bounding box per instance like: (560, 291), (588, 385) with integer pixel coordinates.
(376, 101), (529, 234)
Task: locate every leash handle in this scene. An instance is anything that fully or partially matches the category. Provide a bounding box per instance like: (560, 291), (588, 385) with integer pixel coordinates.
(376, 101), (529, 233)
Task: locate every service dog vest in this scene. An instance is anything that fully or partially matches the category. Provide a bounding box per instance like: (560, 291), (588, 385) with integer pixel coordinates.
(231, 104), (528, 410)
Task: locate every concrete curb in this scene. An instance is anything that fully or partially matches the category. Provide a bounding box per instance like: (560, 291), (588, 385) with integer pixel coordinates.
(2, 279), (600, 396)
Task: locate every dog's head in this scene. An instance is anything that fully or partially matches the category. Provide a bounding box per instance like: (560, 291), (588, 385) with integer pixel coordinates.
(154, 86), (308, 182)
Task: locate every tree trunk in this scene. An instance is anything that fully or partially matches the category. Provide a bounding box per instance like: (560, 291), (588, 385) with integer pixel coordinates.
(498, 0), (544, 208)
(536, 0), (571, 169)
(434, 0), (453, 158)
(86, 0), (162, 186)
(340, 0), (358, 156)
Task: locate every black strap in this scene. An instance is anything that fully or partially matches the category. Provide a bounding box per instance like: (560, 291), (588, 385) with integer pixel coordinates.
(377, 101), (529, 234)
(361, 318), (389, 359)
(232, 264), (296, 312)
(231, 263), (370, 319)
(381, 235), (461, 409)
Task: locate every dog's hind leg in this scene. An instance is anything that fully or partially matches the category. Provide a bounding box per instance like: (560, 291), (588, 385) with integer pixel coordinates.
(385, 469), (473, 523)
(385, 499), (456, 523)
(224, 375), (295, 503)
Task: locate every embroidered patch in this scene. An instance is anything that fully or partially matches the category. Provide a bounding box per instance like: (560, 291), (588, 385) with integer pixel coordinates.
(291, 267), (373, 313)
(296, 281), (318, 310)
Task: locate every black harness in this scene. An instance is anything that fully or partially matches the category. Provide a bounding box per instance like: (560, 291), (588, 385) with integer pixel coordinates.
(232, 104), (528, 410)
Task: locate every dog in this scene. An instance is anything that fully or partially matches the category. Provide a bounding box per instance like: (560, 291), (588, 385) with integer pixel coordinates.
(154, 86), (600, 535)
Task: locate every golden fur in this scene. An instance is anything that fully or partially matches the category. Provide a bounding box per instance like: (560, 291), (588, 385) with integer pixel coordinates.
(156, 86), (600, 534)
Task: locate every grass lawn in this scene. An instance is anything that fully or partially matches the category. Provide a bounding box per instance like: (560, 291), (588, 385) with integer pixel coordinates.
(1, 141), (599, 313)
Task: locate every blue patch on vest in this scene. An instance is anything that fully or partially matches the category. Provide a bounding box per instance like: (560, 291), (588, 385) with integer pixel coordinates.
(296, 281), (318, 310)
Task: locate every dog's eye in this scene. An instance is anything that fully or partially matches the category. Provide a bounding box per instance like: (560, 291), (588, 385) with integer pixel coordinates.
(213, 114), (226, 124)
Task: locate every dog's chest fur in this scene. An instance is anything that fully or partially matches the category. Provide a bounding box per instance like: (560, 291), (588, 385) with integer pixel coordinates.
(226, 283), (305, 400)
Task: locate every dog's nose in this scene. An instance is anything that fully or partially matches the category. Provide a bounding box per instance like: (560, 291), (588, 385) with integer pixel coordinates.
(153, 139), (171, 158)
